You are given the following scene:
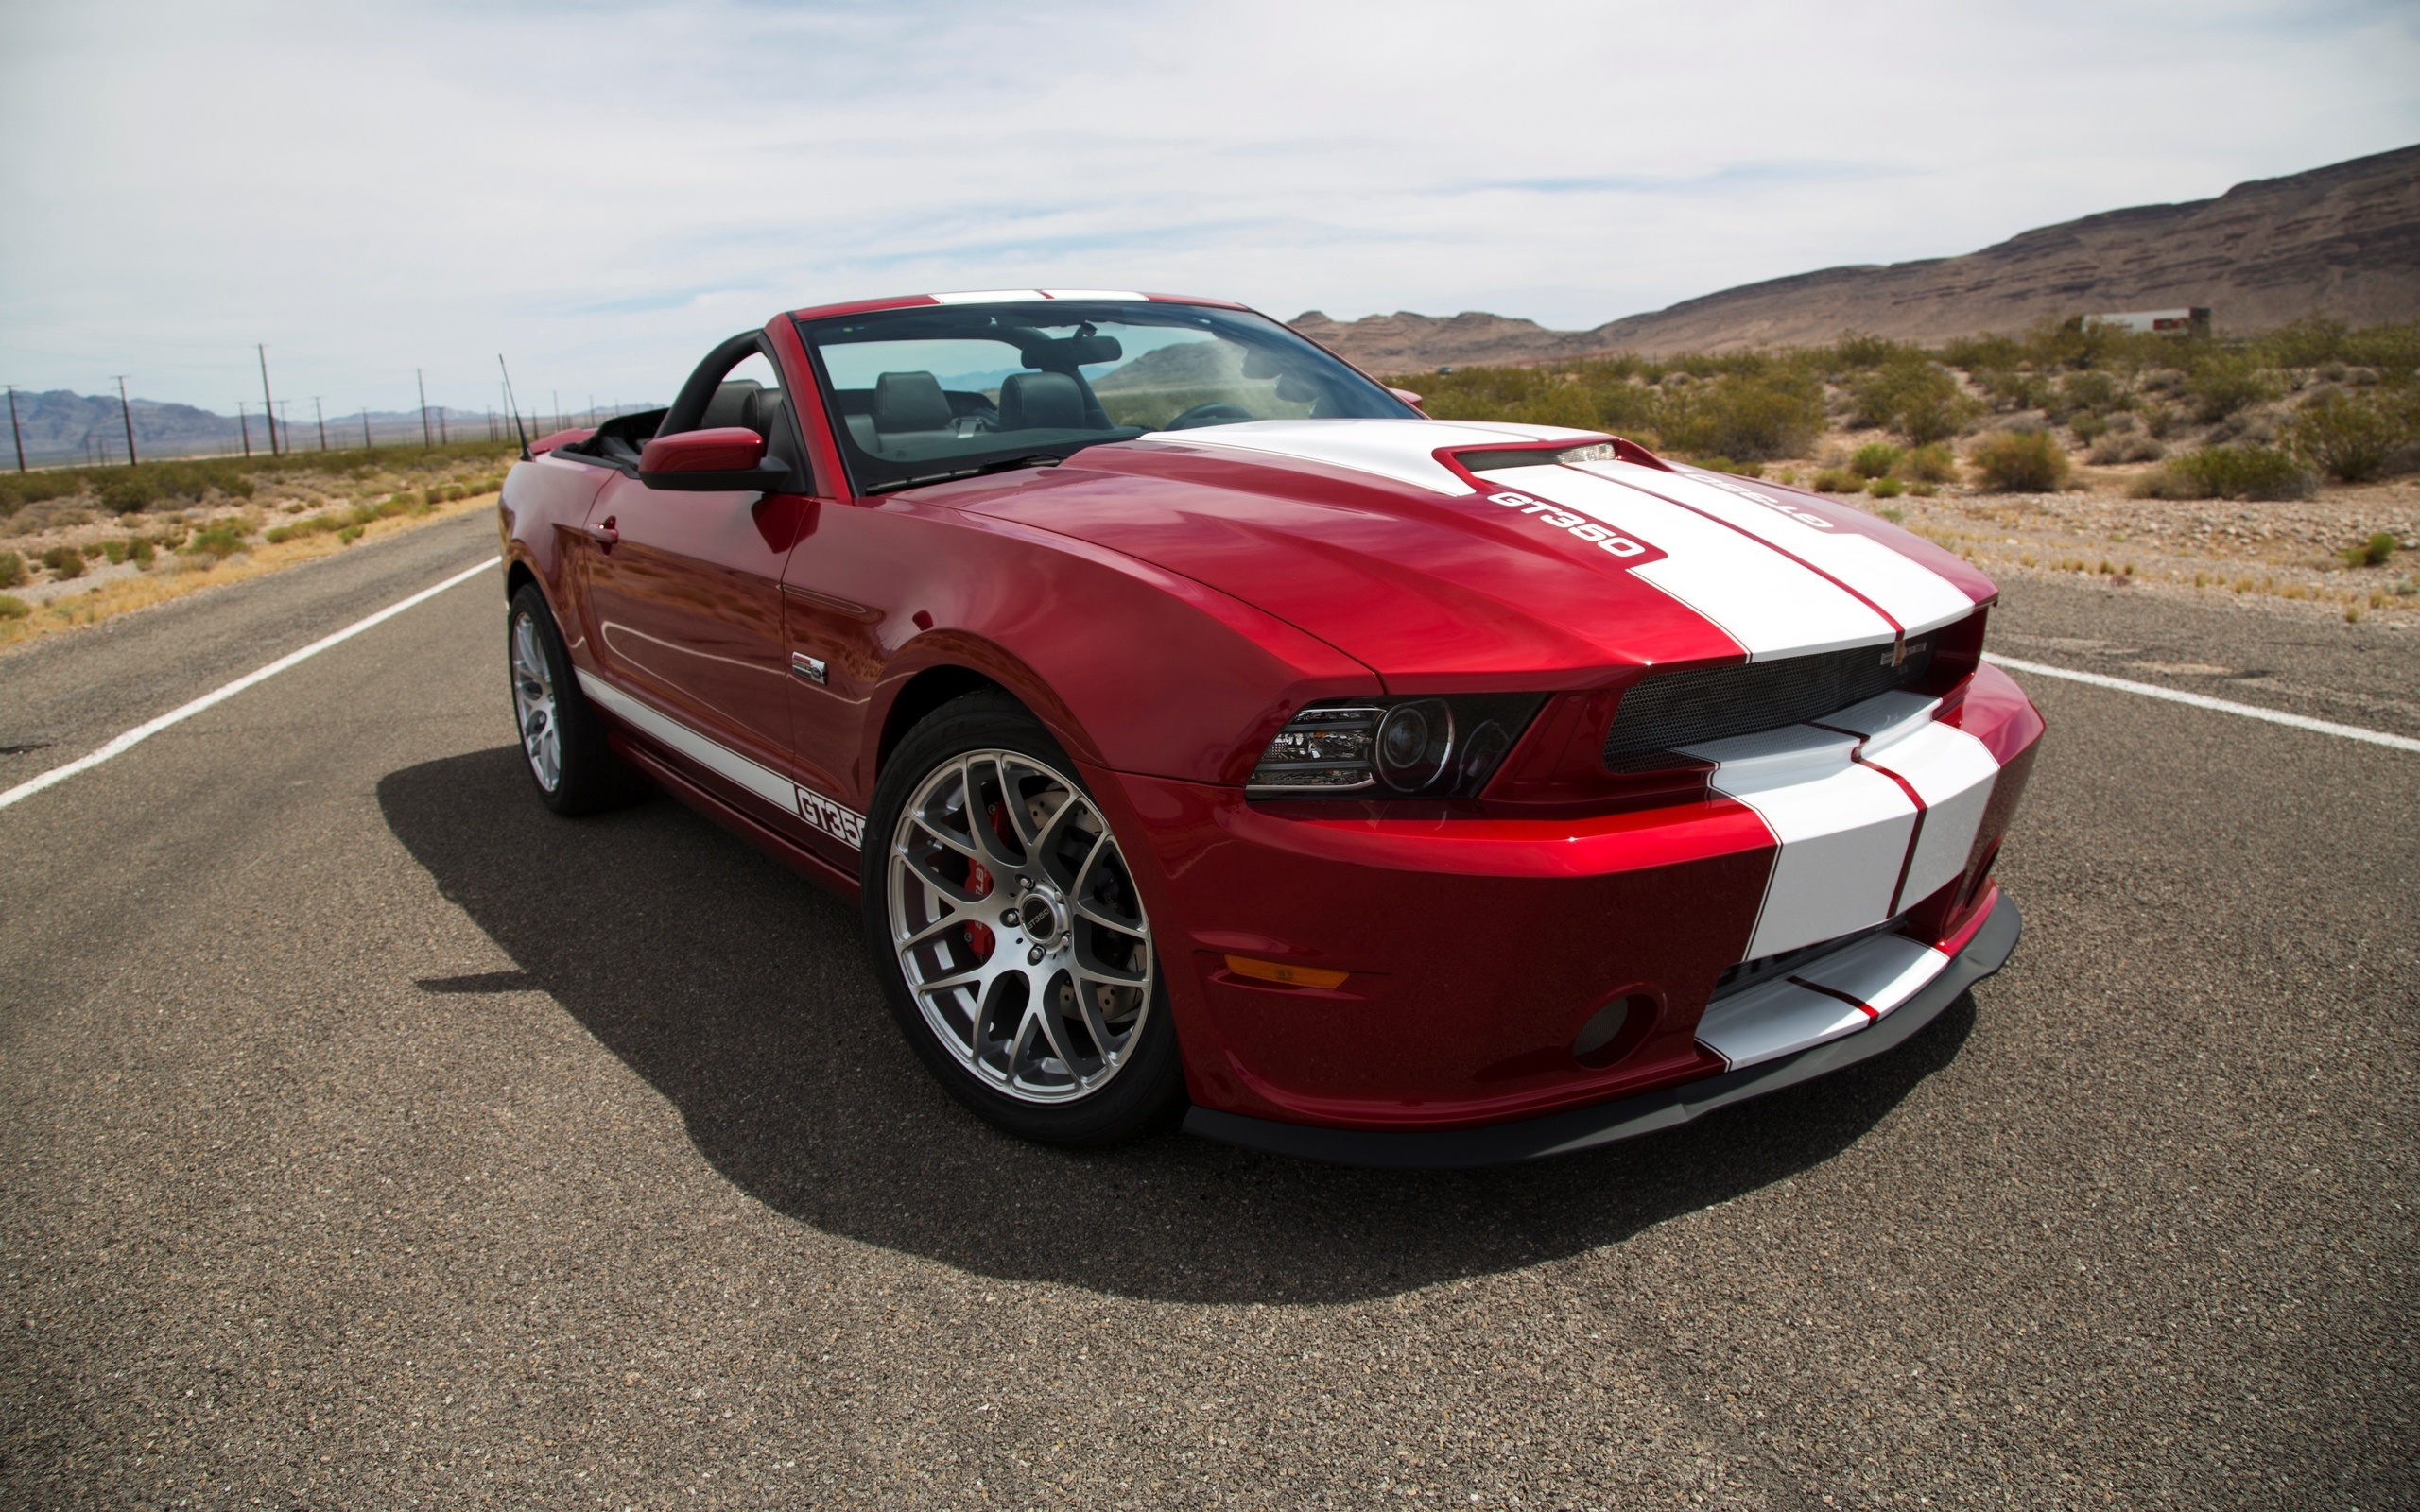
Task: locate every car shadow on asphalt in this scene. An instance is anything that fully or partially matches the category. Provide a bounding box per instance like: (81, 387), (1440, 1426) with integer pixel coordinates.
(379, 747), (1975, 1305)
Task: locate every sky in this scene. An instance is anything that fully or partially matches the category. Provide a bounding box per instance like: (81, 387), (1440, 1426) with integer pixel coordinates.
(2, 0), (2415, 418)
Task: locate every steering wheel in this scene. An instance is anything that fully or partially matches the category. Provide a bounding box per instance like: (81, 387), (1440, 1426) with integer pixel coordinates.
(1163, 402), (1258, 431)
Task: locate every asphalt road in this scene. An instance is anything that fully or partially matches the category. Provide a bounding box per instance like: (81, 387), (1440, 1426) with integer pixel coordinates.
(3, 514), (2413, 1510)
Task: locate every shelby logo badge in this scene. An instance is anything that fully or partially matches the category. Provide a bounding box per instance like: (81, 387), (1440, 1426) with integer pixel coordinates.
(1689, 470), (1838, 529)
(1487, 492), (1649, 558)
(795, 786), (866, 849)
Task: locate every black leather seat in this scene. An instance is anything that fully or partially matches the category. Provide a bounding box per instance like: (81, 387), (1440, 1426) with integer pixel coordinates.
(873, 372), (954, 435)
(998, 371), (1086, 431)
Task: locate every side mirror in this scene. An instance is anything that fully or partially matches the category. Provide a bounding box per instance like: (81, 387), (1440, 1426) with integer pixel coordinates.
(1388, 387), (1426, 410)
(638, 427), (784, 491)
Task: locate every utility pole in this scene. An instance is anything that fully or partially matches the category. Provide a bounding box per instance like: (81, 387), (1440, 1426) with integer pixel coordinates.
(237, 400), (252, 457)
(314, 397), (327, 452)
(257, 344), (279, 455)
(5, 385), (24, 473)
(415, 369), (431, 449)
(278, 400), (292, 453)
(551, 390), (561, 433)
(114, 377), (138, 466)
(438, 404), (448, 445)
(362, 407), (372, 449)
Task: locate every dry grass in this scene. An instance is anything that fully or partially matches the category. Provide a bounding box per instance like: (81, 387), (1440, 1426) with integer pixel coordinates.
(0, 491), (497, 656)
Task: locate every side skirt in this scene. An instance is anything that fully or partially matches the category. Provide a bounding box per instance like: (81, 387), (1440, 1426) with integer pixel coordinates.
(609, 733), (862, 902)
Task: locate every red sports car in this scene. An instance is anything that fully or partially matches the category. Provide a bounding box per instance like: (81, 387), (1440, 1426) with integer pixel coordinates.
(497, 290), (2042, 1166)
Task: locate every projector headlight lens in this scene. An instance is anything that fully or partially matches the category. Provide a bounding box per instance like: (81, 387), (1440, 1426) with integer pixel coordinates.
(1249, 694), (1543, 798)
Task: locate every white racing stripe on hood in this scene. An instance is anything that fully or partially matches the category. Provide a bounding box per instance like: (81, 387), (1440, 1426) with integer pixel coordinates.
(1573, 460), (1979, 635)
(1142, 419), (1602, 495)
(1474, 465), (1894, 661)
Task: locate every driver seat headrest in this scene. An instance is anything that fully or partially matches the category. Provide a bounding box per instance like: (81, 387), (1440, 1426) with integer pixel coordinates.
(873, 371), (954, 434)
(998, 371), (1086, 431)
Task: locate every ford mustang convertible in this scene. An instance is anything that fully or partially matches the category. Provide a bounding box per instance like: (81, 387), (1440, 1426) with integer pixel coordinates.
(497, 290), (2042, 1166)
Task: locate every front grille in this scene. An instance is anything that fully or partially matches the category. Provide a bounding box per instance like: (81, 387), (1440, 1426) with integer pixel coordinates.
(1601, 640), (1934, 770)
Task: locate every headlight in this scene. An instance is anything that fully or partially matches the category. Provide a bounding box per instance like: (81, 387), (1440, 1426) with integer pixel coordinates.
(1248, 695), (1544, 798)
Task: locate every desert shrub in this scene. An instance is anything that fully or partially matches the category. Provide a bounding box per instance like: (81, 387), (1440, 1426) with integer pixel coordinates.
(1810, 467), (1863, 493)
(1656, 371), (1825, 461)
(1969, 431), (2071, 492)
(1900, 443), (1956, 484)
(129, 537), (154, 567)
(2185, 353), (2282, 422)
(1939, 333), (2024, 371)
(0, 472), (84, 518)
(97, 539), (128, 564)
(41, 545), (86, 579)
(2060, 370), (2126, 416)
(2340, 531), (2397, 568)
(96, 472), (164, 513)
(2286, 388), (2416, 482)
(1866, 475), (1905, 499)
(2090, 435), (2168, 465)
(337, 524), (365, 544)
(1850, 359), (1979, 443)
(0, 594), (26, 620)
(1825, 332), (1909, 371)
(1848, 442), (1901, 478)
(0, 550), (21, 587)
(2070, 411), (2110, 444)
(2131, 445), (2314, 501)
(1694, 457), (1765, 478)
(1909, 480), (1939, 497)
(189, 525), (246, 559)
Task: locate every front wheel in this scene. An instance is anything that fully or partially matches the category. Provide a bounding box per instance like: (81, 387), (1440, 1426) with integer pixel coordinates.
(862, 692), (1184, 1146)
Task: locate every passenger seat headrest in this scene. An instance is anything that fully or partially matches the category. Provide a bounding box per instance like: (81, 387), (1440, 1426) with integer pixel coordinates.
(998, 371), (1086, 431)
(873, 371), (954, 434)
(700, 378), (763, 432)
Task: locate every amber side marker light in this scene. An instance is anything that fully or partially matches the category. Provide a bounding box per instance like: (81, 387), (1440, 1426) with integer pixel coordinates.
(1223, 954), (1349, 990)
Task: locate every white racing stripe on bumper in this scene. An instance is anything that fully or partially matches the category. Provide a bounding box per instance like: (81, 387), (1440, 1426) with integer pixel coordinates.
(1685, 689), (2004, 962)
(1473, 465), (1894, 659)
(1696, 932), (1953, 1070)
(1680, 725), (1917, 959)
(1575, 460), (1979, 637)
(575, 669), (866, 848)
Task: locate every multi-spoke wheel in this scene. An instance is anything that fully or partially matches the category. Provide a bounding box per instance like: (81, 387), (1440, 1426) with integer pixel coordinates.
(510, 607), (562, 794)
(506, 582), (646, 816)
(865, 693), (1184, 1144)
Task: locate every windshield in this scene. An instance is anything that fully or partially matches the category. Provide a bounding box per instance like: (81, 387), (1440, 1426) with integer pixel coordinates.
(795, 300), (1415, 494)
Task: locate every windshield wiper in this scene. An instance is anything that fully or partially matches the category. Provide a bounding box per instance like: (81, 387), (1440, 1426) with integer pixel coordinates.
(865, 453), (1064, 495)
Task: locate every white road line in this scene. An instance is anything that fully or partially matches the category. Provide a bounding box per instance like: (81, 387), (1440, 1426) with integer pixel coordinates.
(0, 556), (501, 813)
(1987, 653), (2420, 754)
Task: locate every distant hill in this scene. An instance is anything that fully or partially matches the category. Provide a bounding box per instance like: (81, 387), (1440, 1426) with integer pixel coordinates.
(4, 391), (626, 467)
(1292, 143), (2420, 372)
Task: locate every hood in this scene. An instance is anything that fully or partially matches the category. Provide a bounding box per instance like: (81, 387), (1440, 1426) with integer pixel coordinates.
(960, 420), (1991, 691)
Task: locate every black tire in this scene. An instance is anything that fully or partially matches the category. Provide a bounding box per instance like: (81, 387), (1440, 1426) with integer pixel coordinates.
(861, 690), (1186, 1147)
(507, 582), (647, 816)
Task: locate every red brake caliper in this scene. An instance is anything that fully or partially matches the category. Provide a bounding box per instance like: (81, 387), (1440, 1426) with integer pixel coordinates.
(962, 860), (994, 959)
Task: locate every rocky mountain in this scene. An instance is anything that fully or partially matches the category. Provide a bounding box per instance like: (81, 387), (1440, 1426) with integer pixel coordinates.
(1292, 143), (2420, 373)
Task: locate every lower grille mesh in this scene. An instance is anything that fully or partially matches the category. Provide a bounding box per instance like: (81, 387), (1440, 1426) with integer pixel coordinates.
(1602, 641), (1934, 769)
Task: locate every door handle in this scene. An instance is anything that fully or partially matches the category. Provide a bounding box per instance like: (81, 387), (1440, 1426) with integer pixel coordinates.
(582, 516), (620, 552)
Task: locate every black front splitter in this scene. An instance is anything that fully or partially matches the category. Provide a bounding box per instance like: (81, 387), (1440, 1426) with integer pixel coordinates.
(1184, 893), (2020, 1170)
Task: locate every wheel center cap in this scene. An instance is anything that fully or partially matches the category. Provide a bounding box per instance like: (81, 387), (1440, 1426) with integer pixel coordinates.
(1017, 889), (1066, 947)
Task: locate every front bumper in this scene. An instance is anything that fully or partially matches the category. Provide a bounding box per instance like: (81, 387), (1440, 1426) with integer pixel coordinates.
(1185, 891), (2019, 1168)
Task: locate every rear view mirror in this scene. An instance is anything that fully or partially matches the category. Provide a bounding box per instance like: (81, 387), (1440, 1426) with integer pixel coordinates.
(1240, 348), (1283, 380)
(638, 426), (783, 491)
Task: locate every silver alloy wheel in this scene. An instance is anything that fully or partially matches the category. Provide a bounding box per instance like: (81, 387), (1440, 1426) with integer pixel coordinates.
(510, 610), (562, 793)
(888, 748), (1154, 1103)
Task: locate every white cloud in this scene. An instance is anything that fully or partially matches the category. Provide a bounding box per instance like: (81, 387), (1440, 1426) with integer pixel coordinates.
(2, 0), (2413, 411)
